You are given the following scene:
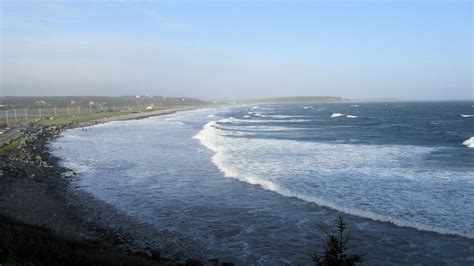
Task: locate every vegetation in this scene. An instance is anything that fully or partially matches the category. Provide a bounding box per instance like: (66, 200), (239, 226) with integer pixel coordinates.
(36, 110), (133, 126)
(0, 95), (210, 129)
(0, 215), (154, 266)
(0, 137), (23, 156)
(0, 96), (207, 109)
(311, 215), (364, 266)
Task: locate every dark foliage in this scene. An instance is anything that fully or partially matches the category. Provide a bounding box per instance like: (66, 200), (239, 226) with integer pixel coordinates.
(0, 214), (154, 265)
(311, 215), (364, 266)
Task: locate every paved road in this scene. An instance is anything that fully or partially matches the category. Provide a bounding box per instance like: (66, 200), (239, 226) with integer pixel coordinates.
(0, 127), (24, 145)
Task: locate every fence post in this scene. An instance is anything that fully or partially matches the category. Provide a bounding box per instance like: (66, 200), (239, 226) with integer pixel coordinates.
(5, 110), (9, 127)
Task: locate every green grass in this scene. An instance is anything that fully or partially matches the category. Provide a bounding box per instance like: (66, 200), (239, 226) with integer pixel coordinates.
(0, 137), (23, 156)
(36, 111), (135, 126)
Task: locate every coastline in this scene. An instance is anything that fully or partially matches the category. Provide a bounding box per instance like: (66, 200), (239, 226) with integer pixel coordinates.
(0, 106), (220, 264)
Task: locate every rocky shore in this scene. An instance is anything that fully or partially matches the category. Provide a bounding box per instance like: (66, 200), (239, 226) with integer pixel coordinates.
(0, 113), (232, 265)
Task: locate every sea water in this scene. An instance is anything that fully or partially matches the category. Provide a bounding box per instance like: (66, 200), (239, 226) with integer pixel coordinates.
(53, 102), (474, 264)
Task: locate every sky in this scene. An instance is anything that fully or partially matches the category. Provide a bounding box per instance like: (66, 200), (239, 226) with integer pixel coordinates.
(0, 0), (472, 100)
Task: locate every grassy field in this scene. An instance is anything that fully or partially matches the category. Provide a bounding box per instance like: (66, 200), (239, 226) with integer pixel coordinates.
(0, 107), (144, 129)
(0, 137), (23, 156)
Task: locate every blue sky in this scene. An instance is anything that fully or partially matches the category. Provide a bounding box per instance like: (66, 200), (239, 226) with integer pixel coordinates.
(1, 0), (472, 100)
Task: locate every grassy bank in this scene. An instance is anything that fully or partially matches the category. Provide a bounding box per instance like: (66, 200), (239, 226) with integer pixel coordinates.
(0, 137), (22, 156)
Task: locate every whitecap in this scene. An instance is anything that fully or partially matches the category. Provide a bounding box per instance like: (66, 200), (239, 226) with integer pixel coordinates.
(193, 117), (474, 239)
(266, 115), (306, 119)
(462, 137), (474, 148)
(461, 114), (474, 118)
(346, 115), (358, 118)
(331, 113), (344, 118)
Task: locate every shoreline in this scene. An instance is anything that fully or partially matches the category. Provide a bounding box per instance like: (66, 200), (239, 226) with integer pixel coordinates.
(0, 106), (222, 264)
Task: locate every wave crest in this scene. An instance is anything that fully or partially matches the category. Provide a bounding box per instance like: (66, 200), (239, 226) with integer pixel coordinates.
(462, 137), (474, 148)
(193, 117), (474, 239)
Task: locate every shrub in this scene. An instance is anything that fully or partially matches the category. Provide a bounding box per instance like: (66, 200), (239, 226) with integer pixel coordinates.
(311, 215), (364, 266)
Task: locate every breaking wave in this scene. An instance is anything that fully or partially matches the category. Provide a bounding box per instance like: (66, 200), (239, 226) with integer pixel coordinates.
(331, 113), (345, 118)
(463, 137), (474, 148)
(193, 117), (474, 239)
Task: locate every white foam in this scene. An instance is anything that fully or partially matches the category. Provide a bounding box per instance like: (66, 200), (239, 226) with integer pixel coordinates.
(239, 118), (310, 123)
(193, 117), (474, 239)
(265, 115), (306, 119)
(462, 137), (474, 148)
(193, 121), (281, 192)
(207, 114), (216, 118)
(461, 114), (474, 118)
(331, 113), (344, 118)
(346, 115), (358, 118)
(246, 112), (265, 117)
(218, 117), (239, 124)
(62, 161), (91, 173)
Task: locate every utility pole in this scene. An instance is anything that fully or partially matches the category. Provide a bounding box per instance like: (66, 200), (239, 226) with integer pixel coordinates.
(78, 106), (81, 114)
(25, 109), (28, 120)
(113, 105), (115, 112)
(67, 106), (70, 115)
(54, 107), (57, 117)
(14, 109), (18, 123)
(5, 110), (9, 127)
(39, 108), (42, 119)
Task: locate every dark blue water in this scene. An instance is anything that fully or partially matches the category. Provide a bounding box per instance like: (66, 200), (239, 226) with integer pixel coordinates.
(54, 102), (474, 265)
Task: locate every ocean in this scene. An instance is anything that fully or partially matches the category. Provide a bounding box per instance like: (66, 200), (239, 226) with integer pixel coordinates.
(53, 101), (474, 265)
